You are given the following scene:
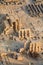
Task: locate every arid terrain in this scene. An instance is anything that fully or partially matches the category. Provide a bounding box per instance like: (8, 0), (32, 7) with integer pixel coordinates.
(0, 0), (43, 65)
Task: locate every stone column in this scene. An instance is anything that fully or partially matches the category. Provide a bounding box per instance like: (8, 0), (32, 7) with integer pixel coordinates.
(39, 43), (42, 53)
(22, 30), (24, 39)
(26, 30), (29, 39)
(36, 43), (39, 53)
(23, 30), (26, 39)
(30, 43), (33, 52)
(4, 20), (10, 35)
(25, 30), (27, 39)
(33, 43), (36, 53)
(16, 19), (19, 32)
(19, 30), (22, 39)
(13, 22), (16, 32)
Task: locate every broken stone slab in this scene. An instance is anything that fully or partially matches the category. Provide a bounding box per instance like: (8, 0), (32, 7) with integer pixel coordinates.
(17, 55), (24, 61)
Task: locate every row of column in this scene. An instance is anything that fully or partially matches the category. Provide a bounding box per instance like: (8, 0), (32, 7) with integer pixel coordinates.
(4, 19), (20, 35)
(30, 42), (41, 53)
(0, 0), (20, 5)
(19, 29), (29, 39)
(26, 4), (43, 16)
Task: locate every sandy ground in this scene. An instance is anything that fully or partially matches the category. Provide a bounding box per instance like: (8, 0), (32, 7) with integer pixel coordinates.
(0, 40), (43, 65)
(0, 0), (43, 65)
